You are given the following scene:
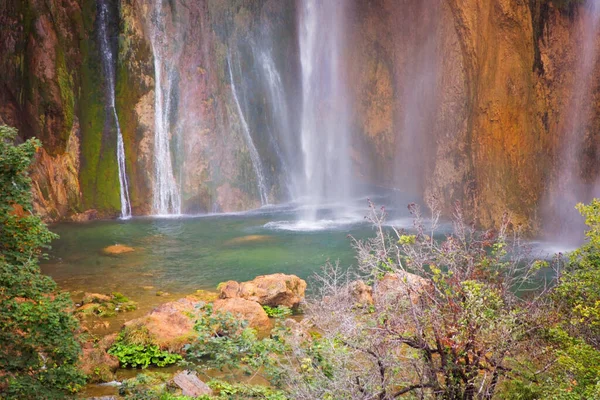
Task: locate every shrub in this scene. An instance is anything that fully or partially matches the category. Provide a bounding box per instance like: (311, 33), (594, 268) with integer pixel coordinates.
(262, 305), (292, 318)
(0, 125), (85, 398)
(108, 327), (182, 368)
(278, 201), (546, 399)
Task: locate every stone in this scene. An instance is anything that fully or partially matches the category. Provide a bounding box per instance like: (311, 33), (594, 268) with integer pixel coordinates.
(213, 298), (271, 331)
(79, 338), (119, 383)
(173, 370), (212, 397)
(350, 280), (374, 306)
(123, 297), (199, 352)
(82, 292), (112, 304)
(102, 244), (135, 255)
(70, 209), (98, 222)
(218, 280), (240, 299)
(218, 273), (307, 308)
(374, 271), (431, 305)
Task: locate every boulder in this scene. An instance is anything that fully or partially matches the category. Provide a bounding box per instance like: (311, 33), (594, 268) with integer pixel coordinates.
(218, 280), (240, 299)
(124, 296), (199, 352)
(79, 336), (119, 383)
(219, 273), (307, 308)
(213, 298), (271, 331)
(350, 280), (374, 306)
(173, 370), (212, 397)
(102, 244), (135, 255)
(374, 271), (431, 305)
(70, 209), (98, 222)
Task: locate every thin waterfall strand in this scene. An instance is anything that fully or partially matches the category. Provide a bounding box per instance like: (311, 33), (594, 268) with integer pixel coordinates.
(227, 55), (269, 205)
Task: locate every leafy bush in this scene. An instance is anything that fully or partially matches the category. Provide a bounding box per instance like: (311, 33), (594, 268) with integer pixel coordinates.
(184, 303), (285, 382)
(277, 201), (546, 399)
(206, 379), (288, 399)
(262, 305), (292, 318)
(108, 327), (182, 368)
(0, 125), (85, 398)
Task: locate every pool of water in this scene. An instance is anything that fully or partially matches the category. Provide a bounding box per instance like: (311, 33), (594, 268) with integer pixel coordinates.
(41, 202), (387, 303)
(41, 196), (568, 316)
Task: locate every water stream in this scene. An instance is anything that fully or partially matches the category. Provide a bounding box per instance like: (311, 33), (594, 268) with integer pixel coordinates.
(543, 0), (600, 245)
(98, 0), (131, 219)
(298, 0), (353, 221)
(149, 0), (181, 215)
(227, 54), (270, 205)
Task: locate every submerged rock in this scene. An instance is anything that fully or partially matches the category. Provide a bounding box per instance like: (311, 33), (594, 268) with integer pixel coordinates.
(218, 273), (307, 308)
(82, 292), (112, 304)
(213, 298), (271, 331)
(172, 370), (212, 396)
(224, 234), (272, 246)
(102, 244), (135, 255)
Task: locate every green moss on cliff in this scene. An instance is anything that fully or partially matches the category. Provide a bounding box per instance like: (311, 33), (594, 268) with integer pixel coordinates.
(78, 0), (120, 213)
(115, 1), (155, 213)
(56, 49), (75, 144)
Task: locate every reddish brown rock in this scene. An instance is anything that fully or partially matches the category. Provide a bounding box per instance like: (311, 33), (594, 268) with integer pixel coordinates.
(219, 273), (307, 308)
(213, 298), (271, 331)
(124, 296), (199, 352)
(350, 280), (374, 306)
(374, 271), (431, 305)
(70, 209), (98, 222)
(82, 292), (112, 304)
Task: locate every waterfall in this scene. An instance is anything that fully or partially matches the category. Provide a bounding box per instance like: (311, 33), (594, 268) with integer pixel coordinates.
(544, 0), (600, 244)
(227, 54), (269, 205)
(257, 50), (295, 198)
(98, 0), (132, 219)
(298, 0), (352, 220)
(149, 0), (181, 215)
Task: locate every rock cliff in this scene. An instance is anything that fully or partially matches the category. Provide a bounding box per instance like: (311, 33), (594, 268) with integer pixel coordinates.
(0, 0), (598, 230)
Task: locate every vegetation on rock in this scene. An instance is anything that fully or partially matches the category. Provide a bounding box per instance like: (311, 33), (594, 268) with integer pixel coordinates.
(108, 325), (182, 369)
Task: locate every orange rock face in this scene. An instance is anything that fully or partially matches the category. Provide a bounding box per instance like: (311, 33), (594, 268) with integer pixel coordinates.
(213, 297), (272, 332)
(218, 273), (307, 309)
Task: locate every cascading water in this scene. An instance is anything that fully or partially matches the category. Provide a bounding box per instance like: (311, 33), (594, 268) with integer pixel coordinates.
(257, 49), (295, 198)
(149, 0), (181, 215)
(298, 0), (353, 221)
(227, 54), (269, 205)
(543, 0), (600, 245)
(98, 0), (131, 219)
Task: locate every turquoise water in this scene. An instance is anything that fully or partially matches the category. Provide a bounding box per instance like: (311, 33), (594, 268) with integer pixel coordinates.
(41, 198), (564, 314)
(41, 204), (381, 302)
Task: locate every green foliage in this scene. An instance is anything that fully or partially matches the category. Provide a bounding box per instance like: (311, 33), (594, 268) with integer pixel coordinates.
(262, 305), (292, 319)
(184, 303), (285, 381)
(0, 126), (85, 398)
(206, 379), (288, 399)
(120, 373), (287, 400)
(554, 200), (600, 346)
(108, 328), (182, 368)
(119, 372), (184, 399)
